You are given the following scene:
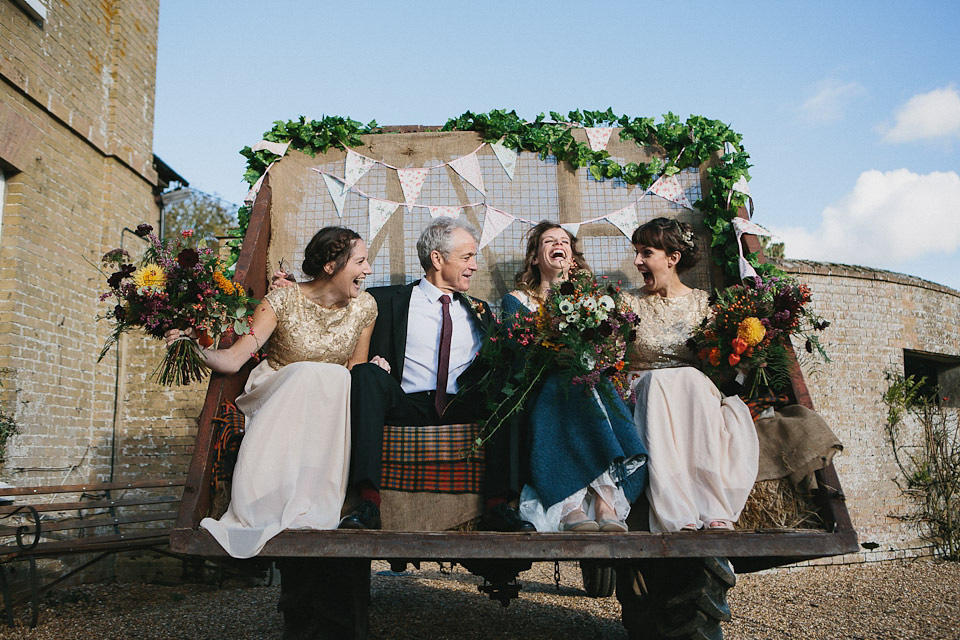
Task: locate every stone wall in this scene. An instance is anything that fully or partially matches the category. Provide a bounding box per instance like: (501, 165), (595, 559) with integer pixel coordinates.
(779, 259), (960, 564)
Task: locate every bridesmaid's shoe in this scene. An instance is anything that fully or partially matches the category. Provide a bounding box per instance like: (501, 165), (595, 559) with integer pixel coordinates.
(706, 519), (735, 531)
(680, 523), (699, 531)
(560, 509), (600, 532)
(597, 518), (628, 533)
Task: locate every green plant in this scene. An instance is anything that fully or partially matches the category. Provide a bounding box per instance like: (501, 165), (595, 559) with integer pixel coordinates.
(883, 372), (960, 560)
(0, 368), (20, 466)
(233, 109), (770, 281)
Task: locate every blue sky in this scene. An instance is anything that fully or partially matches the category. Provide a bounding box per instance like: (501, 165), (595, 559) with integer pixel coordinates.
(154, 1), (960, 290)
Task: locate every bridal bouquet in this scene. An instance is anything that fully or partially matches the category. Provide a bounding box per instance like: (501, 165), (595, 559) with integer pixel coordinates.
(469, 268), (638, 446)
(97, 224), (257, 385)
(692, 275), (829, 397)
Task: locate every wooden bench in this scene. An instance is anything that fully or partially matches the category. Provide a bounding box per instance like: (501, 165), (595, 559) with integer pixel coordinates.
(0, 479), (183, 628)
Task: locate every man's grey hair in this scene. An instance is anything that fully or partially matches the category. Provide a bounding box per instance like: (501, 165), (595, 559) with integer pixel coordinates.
(416, 217), (479, 272)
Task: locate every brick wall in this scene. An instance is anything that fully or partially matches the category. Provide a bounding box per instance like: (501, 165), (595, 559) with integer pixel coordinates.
(779, 259), (960, 564)
(0, 0), (205, 589)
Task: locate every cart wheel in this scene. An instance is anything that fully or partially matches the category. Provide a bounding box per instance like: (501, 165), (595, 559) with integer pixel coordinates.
(579, 561), (616, 597)
(616, 557), (735, 640)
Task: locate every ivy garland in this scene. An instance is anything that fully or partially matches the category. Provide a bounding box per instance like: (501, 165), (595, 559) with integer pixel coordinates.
(233, 109), (775, 281)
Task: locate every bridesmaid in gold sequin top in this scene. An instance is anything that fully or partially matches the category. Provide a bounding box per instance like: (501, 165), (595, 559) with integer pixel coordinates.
(627, 218), (759, 533)
(164, 227), (388, 559)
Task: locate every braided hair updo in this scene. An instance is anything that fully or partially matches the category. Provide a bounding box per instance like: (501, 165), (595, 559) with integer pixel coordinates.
(301, 226), (362, 280)
(631, 217), (701, 274)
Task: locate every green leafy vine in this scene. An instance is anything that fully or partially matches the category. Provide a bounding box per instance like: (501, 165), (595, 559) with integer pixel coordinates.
(233, 109), (774, 281)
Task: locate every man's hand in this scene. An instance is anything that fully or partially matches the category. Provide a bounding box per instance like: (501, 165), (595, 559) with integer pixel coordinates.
(369, 355), (391, 373)
(270, 270), (296, 292)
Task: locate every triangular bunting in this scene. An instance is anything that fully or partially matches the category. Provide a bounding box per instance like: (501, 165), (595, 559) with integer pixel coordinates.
(244, 162), (275, 205)
(559, 223), (581, 238)
(648, 175), (693, 210)
(428, 206), (462, 219)
(606, 203), (640, 239)
(479, 206), (514, 250)
(490, 140), (518, 180)
(585, 127), (614, 152)
(251, 139), (292, 157)
(368, 198), (400, 241)
(344, 150), (376, 190)
(397, 167), (430, 210)
(320, 172), (347, 218)
(449, 151), (486, 195)
(732, 175), (751, 196)
(730, 217), (774, 280)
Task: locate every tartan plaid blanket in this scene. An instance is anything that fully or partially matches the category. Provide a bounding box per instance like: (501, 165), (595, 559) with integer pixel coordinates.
(381, 423), (485, 494)
(207, 405), (484, 495)
(211, 401), (245, 490)
(744, 392), (791, 421)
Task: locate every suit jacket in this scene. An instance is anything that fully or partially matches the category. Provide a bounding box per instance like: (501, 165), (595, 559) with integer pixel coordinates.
(366, 281), (493, 390)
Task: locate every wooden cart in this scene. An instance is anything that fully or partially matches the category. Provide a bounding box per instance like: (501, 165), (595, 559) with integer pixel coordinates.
(171, 132), (858, 639)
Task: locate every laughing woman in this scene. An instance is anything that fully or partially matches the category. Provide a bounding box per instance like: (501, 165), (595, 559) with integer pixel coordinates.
(627, 217), (759, 533)
(165, 226), (386, 558)
(506, 221), (648, 533)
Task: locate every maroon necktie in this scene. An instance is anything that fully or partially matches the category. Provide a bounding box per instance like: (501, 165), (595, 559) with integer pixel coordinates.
(435, 294), (453, 415)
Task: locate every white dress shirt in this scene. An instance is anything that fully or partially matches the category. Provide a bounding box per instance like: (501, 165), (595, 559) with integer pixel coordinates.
(401, 279), (483, 395)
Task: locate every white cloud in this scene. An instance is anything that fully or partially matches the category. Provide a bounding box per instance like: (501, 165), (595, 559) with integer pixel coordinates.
(799, 79), (866, 124)
(774, 169), (960, 268)
(882, 85), (960, 143)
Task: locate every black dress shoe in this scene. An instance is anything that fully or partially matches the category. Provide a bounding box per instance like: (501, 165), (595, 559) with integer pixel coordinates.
(480, 503), (536, 532)
(338, 500), (381, 530)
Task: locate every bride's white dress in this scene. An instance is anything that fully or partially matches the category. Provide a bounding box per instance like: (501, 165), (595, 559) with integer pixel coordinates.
(200, 285), (377, 558)
(628, 289), (759, 533)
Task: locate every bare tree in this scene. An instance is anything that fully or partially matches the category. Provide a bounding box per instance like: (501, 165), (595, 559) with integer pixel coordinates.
(163, 190), (238, 244)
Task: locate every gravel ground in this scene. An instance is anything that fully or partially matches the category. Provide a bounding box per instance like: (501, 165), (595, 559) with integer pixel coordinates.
(0, 557), (957, 639)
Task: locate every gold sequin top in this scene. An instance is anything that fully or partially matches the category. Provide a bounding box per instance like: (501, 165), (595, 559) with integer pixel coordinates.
(626, 288), (711, 370)
(262, 285), (378, 370)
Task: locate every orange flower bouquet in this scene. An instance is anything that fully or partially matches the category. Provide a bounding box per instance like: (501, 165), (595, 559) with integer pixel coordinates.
(97, 224), (258, 385)
(692, 275), (829, 397)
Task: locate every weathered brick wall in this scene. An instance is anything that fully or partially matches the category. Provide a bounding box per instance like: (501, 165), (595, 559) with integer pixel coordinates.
(780, 259), (960, 564)
(0, 0), (205, 589)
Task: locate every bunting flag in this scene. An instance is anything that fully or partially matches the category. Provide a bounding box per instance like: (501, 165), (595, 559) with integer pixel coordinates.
(732, 175), (751, 196)
(490, 140), (518, 180)
(344, 150), (376, 190)
(479, 206), (515, 250)
(428, 205), (462, 219)
(585, 127), (614, 152)
(449, 151), (486, 195)
(320, 172), (347, 218)
(606, 202), (640, 239)
(560, 222), (581, 238)
(244, 161), (275, 205)
(251, 139), (292, 157)
(397, 168), (430, 210)
(730, 217), (774, 280)
(724, 141), (737, 156)
(648, 175), (693, 210)
(368, 198), (400, 241)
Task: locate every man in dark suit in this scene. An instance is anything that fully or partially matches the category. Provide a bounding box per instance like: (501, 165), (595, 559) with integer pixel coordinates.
(339, 217), (533, 532)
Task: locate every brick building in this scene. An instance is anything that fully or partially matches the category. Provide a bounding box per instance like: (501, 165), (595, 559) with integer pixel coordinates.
(781, 259), (960, 563)
(1, 0), (205, 583)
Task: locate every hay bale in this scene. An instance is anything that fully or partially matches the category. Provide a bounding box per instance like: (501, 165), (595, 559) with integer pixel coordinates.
(737, 478), (824, 530)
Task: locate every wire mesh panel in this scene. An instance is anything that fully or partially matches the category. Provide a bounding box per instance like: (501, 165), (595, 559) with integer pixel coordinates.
(266, 130), (715, 310)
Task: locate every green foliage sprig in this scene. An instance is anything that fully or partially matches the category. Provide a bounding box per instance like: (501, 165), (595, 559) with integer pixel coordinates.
(235, 109), (768, 281)
(883, 372), (960, 560)
(0, 369), (20, 467)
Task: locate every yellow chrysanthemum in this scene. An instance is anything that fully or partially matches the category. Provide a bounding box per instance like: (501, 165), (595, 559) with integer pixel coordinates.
(213, 270), (236, 295)
(133, 263), (166, 289)
(737, 317), (766, 347)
